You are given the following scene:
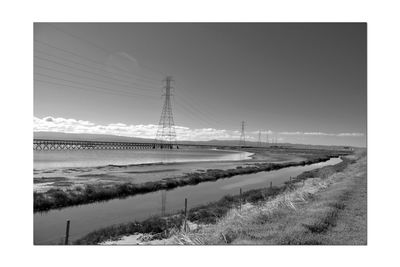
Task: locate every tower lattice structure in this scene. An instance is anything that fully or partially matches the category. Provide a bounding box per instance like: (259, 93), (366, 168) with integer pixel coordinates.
(155, 76), (177, 148)
(257, 130), (262, 147)
(239, 121), (246, 146)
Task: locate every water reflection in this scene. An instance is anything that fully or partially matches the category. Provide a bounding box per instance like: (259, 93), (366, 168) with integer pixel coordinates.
(34, 157), (341, 244)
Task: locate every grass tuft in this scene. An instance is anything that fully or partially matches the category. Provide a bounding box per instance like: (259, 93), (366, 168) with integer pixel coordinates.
(35, 153), (347, 212)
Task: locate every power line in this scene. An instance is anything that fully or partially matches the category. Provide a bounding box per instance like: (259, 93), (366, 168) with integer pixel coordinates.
(175, 95), (221, 128)
(172, 89), (225, 128)
(34, 73), (158, 99)
(35, 64), (159, 95)
(34, 39), (161, 85)
(177, 95), (221, 125)
(35, 51), (224, 129)
(34, 54), (138, 87)
(46, 24), (165, 78)
(174, 101), (216, 128)
(34, 51), (160, 91)
(175, 85), (220, 120)
(174, 85), (225, 127)
(35, 78), (159, 100)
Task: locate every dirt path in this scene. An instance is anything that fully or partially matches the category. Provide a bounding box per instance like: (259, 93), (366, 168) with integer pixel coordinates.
(322, 156), (367, 244)
(268, 152), (367, 245)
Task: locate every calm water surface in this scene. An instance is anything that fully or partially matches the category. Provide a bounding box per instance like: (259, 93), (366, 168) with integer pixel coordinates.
(34, 157), (341, 244)
(34, 148), (252, 170)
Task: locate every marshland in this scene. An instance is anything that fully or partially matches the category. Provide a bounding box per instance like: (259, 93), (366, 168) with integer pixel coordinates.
(77, 149), (366, 245)
(34, 146), (353, 244)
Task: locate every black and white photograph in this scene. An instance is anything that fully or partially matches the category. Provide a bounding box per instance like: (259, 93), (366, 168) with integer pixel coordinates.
(3, 1), (400, 266)
(33, 22), (367, 245)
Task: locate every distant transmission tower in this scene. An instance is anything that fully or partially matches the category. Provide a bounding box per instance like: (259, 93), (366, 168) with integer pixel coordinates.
(257, 130), (262, 147)
(239, 121), (246, 146)
(155, 76), (177, 148)
(266, 132), (269, 146)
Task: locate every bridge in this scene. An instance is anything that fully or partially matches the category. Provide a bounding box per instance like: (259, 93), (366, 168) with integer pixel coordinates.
(33, 139), (213, 151)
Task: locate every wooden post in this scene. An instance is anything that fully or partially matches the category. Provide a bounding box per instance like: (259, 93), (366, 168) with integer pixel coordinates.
(64, 220), (70, 245)
(184, 198), (187, 232)
(239, 188), (242, 211)
(270, 181), (272, 189)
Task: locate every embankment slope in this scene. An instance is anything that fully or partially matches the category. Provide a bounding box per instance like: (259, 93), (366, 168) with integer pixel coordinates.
(92, 150), (365, 245)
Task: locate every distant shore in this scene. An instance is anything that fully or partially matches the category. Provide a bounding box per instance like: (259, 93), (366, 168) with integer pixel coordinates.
(74, 150), (363, 245)
(34, 147), (350, 212)
(34, 148), (254, 192)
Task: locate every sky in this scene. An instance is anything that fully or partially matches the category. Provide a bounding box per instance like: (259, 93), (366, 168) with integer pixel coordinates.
(34, 23), (367, 147)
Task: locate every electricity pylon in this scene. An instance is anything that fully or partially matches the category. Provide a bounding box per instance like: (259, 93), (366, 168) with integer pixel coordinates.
(239, 121), (246, 146)
(155, 76), (177, 148)
(257, 130), (262, 147)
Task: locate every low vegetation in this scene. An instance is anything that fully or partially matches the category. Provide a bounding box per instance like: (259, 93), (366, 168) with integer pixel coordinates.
(74, 153), (358, 245)
(174, 151), (366, 245)
(34, 151), (348, 212)
(74, 186), (287, 245)
(74, 215), (184, 245)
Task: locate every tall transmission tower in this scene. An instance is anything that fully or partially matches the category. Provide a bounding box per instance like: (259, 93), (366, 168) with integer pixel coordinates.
(257, 130), (262, 147)
(266, 132), (269, 146)
(155, 76), (177, 148)
(239, 121), (246, 146)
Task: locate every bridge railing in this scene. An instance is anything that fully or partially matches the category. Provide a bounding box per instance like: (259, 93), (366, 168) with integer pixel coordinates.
(33, 139), (181, 151)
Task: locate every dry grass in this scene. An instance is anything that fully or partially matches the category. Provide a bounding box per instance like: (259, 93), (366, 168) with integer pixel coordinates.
(170, 150), (366, 245)
(35, 151), (348, 212)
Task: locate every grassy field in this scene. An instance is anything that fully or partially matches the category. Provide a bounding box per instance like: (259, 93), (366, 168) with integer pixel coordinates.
(172, 149), (366, 245)
(34, 149), (348, 212)
(74, 150), (360, 245)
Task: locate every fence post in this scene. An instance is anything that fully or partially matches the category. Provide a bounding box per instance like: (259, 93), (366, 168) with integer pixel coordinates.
(270, 181), (272, 189)
(161, 190), (166, 217)
(239, 188), (242, 211)
(184, 198), (187, 232)
(64, 220), (70, 245)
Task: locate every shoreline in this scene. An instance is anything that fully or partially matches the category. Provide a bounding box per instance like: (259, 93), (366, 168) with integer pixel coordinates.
(33, 149), (256, 192)
(34, 148), (349, 213)
(34, 148), (254, 172)
(74, 154), (356, 245)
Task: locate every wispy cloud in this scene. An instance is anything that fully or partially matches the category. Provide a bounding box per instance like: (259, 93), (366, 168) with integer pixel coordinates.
(33, 116), (364, 141)
(279, 131), (303, 135)
(33, 116), (242, 141)
(279, 131), (364, 137)
(249, 130), (273, 135)
(337, 133), (365, 137)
